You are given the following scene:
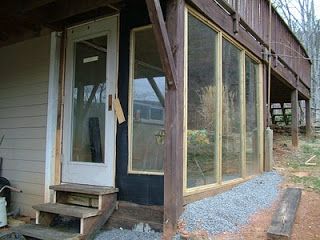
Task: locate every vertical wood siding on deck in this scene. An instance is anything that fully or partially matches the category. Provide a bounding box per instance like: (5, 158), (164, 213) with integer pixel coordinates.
(0, 35), (51, 217)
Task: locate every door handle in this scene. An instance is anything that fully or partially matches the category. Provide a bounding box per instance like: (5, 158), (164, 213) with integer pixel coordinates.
(108, 94), (113, 111)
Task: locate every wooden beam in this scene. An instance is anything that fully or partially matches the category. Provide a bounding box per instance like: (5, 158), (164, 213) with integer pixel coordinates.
(291, 89), (299, 147)
(145, 0), (178, 89)
(267, 188), (302, 240)
(163, 0), (185, 238)
(22, 0), (56, 12)
(305, 99), (312, 138)
(147, 78), (165, 107)
(46, 0), (122, 24)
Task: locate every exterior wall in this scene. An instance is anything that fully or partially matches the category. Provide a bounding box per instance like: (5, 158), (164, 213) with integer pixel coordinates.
(0, 35), (51, 216)
(116, 3), (164, 205)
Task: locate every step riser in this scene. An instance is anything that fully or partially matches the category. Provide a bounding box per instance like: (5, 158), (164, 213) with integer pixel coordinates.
(81, 193), (117, 235)
(55, 192), (99, 209)
(105, 201), (163, 232)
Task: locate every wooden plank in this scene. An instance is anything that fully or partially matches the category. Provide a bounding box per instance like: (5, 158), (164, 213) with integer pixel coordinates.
(0, 105), (48, 119)
(0, 128), (47, 139)
(9, 180), (45, 196)
(22, 0), (56, 12)
(56, 192), (99, 208)
(1, 149), (45, 161)
(291, 89), (299, 147)
(145, 0), (177, 89)
(267, 188), (302, 240)
(0, 138), (46, 150)
(54, 30), (66, 185)
(33, 203), (101, 218)
(0, 94), (48, 109)
(12, 224), (81, 240)
(2, 170), (44, 184)
(37, 211), (55, 226)
(80, 193), (116, 236)
(163, 0), (185, 238)
(0, 116), (47, 129)
(50, 184), (118, 195)
(3, 159), (45, 173)
(46, 0), (122, 24)
(0, 82), (48, 99)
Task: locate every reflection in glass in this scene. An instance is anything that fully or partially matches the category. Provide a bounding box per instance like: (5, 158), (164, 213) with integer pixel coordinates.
(187, 14), (218, 188)
(72, 35), (107, 163)
(245, 56), (259, 176)
(222, 39), (241, 181)
(131, 27), (165, 173)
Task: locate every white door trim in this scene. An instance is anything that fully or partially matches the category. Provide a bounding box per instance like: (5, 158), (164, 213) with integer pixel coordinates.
(44, 32), (61, 202)
(62, 15), (119, 187)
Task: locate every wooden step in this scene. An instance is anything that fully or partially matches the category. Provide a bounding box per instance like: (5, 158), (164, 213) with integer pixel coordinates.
(33, 203), (101, 218)
(12, 224), (82, 240)
(50, 184), (118, 195)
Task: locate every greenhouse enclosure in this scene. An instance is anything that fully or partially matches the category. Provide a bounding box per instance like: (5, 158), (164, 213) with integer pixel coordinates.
(0, 0), (312, 239)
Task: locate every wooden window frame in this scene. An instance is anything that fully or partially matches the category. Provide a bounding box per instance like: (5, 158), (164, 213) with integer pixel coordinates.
(183, 7), (264, 196)
(127, 25), (164, 176)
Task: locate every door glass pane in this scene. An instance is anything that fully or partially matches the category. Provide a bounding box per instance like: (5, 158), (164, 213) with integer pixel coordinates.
(72, 35), (107, 163)
(222, 39), (241, 181)
(187, 14), (218, 188)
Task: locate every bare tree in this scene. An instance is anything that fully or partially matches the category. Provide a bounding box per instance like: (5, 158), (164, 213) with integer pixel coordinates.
(273, 0), (320, 125)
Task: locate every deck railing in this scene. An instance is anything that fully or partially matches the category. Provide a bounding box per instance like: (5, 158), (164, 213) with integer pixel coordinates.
(222, 0), (311, 88)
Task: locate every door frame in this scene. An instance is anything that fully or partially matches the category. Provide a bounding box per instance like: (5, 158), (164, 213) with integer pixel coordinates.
(60, 15), (119, 187)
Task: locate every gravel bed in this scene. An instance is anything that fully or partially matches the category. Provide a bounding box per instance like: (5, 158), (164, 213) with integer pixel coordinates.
(95, 172), (282, 239)
(180, 171), (283, 235)
(94, 229), (162, 240)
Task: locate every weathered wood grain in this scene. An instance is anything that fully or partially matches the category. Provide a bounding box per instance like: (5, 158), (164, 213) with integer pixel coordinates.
(267, 188), (302, 240)
(163, 0), (185, 238)
(146, 0), (177, 89)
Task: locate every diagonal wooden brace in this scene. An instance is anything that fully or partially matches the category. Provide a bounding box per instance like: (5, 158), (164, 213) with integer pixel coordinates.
(145, 0), (177, 90)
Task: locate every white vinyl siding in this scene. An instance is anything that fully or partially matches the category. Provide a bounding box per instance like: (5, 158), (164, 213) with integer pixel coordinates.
(0, 35), (51, 217)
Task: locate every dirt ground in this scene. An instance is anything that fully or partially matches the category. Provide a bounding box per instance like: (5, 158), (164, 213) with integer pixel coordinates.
(214, 132), (320, 240)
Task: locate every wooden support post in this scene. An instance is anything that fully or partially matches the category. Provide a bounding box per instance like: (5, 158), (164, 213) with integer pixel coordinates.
(145, 0), (178, 89)
(163, 0), (185, 239)
(262, 64), (270, 128)
(305, 99), (312, 138)
(54, 31), (66, 184)
(291, 89), (299, 147)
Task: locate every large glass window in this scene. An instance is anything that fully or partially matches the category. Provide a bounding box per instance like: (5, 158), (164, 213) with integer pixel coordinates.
(185, 10), (262, 191)
(187, 14), (218, 188)
(129, 26), (165, 174)
(245, 56), (260, 175)
(222, 39), (242, 181)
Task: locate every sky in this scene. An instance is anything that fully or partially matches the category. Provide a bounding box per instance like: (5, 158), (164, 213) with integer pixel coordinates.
(314, 1), (320, 17)
(278, 0), (320, 19)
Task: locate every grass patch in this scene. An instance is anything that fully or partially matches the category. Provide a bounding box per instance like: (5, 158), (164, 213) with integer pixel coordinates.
(291, 175), (320, 192)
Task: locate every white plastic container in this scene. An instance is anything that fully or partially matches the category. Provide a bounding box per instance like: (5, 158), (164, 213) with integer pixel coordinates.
(0, 197), (7, 227)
